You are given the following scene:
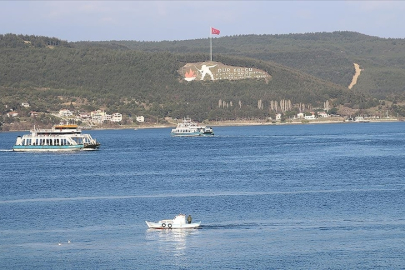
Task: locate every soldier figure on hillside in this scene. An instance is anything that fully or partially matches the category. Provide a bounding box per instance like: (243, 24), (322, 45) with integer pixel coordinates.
(197, 64), (217, 80)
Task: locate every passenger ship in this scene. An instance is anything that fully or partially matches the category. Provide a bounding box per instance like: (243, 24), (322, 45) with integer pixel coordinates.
(13, 124), (100, 152)
(171, 118), (214, 137)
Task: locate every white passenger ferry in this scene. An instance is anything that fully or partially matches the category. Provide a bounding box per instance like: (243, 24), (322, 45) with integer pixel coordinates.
(13, 124), (100, 152)
(171, 118), (214, 137)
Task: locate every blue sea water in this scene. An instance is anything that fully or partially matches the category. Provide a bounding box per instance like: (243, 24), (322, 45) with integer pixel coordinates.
(1, 122), (405, 269)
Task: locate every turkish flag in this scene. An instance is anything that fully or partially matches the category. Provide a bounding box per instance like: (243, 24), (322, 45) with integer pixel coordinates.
(211, 27), (220, 35)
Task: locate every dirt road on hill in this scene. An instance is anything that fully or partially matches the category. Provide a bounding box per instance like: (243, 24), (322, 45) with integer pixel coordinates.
(348, 63), (362, 89)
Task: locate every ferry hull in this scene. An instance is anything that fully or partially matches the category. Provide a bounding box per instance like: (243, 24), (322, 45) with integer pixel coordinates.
(171, 132), (207, 137)
(12, 124), (101, 152)
(171, 130), (214, 137)
(83, 143), (101, 150)
(13, 145), (83, 152)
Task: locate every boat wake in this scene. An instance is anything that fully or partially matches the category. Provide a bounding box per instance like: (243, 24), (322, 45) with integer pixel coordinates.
(0, 149), (13, 152)
(200, 222), (263, 230)
(1, 188), (398, 204)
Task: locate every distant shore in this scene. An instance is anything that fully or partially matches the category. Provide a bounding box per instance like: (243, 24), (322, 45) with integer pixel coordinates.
(99, 117), (401, 130)
(2, 117), (402, 132)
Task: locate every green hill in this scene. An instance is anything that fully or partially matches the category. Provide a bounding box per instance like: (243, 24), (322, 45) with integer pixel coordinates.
(96, 31), (405, 98)
(1, 32), (404, 129)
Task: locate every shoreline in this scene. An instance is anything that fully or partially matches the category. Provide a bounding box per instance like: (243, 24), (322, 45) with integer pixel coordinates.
(2, 118), (401, 132)
(92, 117), (402, 130)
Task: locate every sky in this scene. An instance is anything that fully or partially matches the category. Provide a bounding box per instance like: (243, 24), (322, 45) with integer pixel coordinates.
(1, 1), (405, 42)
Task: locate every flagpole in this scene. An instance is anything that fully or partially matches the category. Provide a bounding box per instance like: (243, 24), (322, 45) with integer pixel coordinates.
(210, 27), (212, 62)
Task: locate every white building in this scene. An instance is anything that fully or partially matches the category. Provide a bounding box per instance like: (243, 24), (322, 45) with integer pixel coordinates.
(89, 110), (122, 123)
(305, 114), (316, 120)
(59, 109), (73, 117)
(111, 113), (123, 122)
(318, 111), (329, 118)
(21, 103), (30, 108)
(91, 110), (105, 123)
(79, 113), (91, 119)
(104, 114), (112, 122)
(136, 116), (145, 123)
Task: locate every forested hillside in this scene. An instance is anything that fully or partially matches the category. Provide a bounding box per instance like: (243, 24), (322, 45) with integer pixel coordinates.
(94, 31), (405, 98)
(1, 32), (404, 130)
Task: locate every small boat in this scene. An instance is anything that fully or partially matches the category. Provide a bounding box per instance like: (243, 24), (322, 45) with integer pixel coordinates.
(354, 116), (370, 123)
(13, 124), (100, 152)
(145, 214), (201, 229)
(171, 118), (214, 137)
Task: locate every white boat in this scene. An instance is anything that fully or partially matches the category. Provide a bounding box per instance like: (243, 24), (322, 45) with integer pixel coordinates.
(354, 116), (370, 123)
(145, 214), (201, 229)
(171, 118), (214, 137)
(13, 124), (100, 152)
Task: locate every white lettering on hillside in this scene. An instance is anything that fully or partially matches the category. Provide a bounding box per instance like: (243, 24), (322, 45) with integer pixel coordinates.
(215, 67), (268, 80)
(181, 62), (271, 81)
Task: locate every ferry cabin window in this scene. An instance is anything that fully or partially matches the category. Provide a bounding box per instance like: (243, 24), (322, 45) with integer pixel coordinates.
(73, 137), (83, 144)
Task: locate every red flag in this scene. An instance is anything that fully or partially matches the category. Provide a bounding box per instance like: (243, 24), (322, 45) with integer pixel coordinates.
(211, 27), (220, 35)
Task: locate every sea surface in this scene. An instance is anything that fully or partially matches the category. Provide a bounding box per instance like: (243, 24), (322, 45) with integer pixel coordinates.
(1, 122), (405, 269)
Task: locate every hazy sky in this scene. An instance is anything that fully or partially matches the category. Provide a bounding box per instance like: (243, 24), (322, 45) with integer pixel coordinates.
(1, 1), (405, 42)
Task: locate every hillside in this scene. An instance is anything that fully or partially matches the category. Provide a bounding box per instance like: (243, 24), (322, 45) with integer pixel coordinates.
(1, 32), (404, 130)
(90, 31), (405, 98)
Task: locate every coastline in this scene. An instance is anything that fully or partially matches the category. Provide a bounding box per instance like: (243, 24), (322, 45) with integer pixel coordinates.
(99, 117), (401, 130)
(2, 117), (401, 132)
